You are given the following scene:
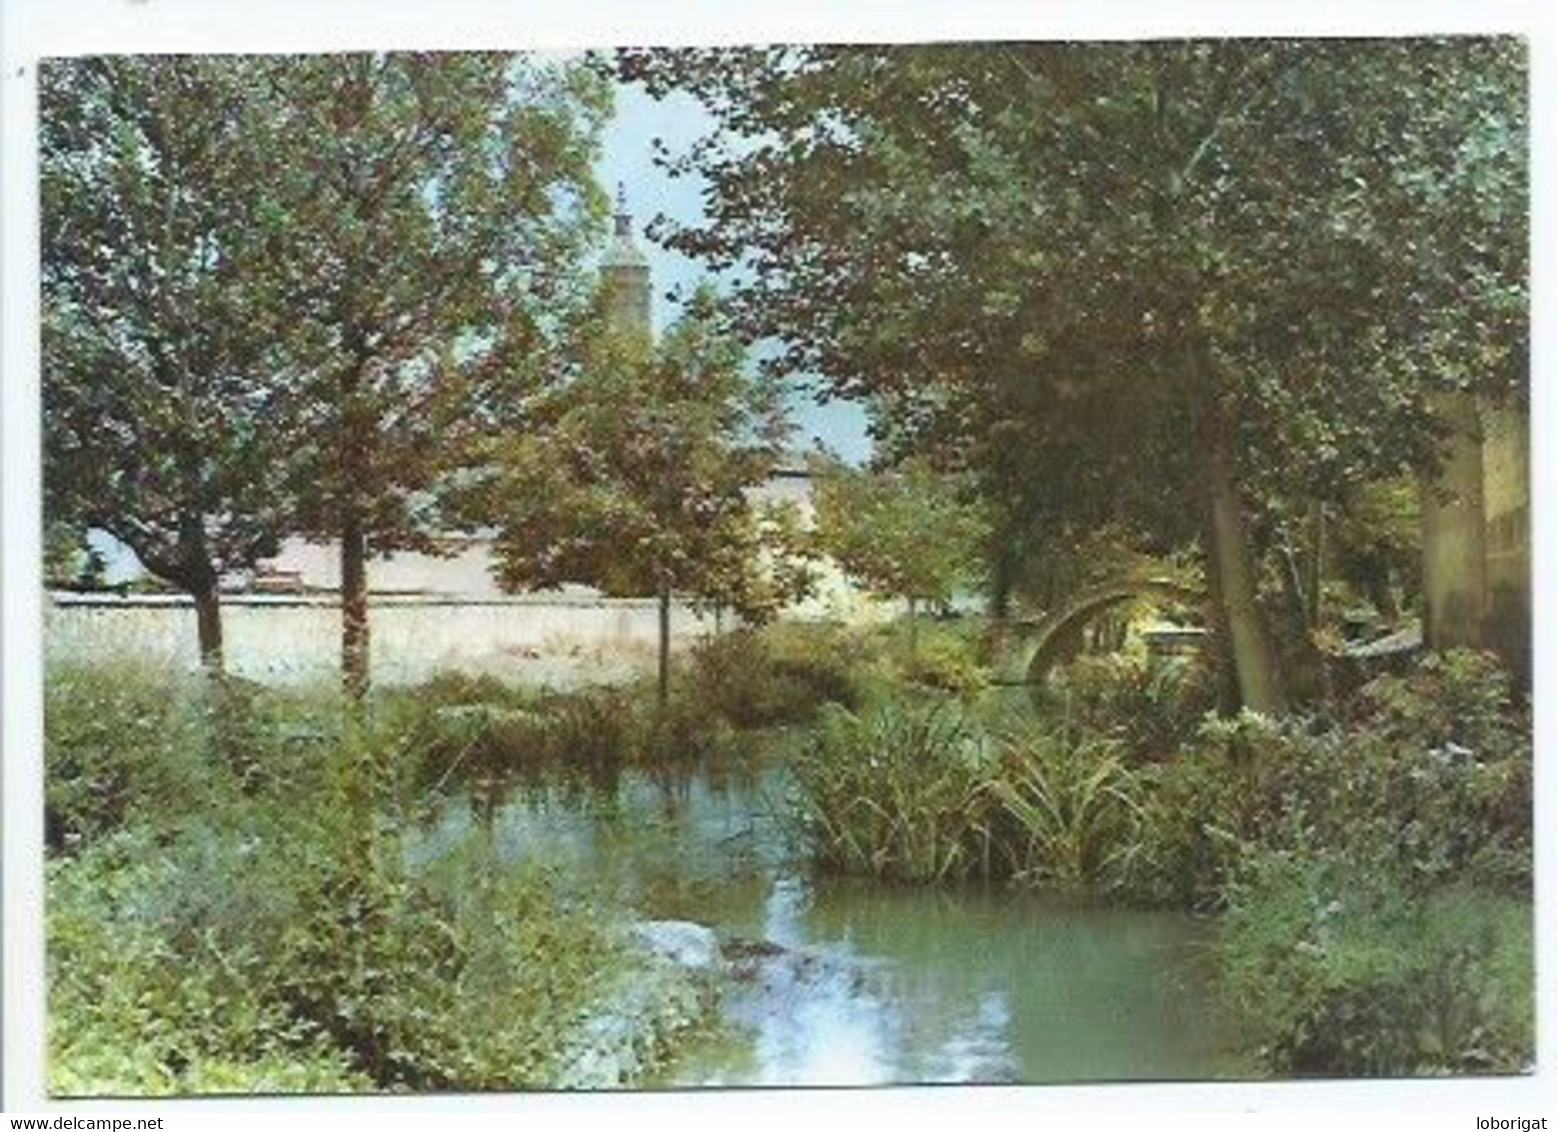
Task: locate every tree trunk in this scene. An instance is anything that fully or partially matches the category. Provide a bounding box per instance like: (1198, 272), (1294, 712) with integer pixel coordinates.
(1200, 537), (1244, 716)
(657, 583), (672, 711)
(1204, 419), (1286, 715)
(1421, 391), (1486, 651)
(1304, 501), (1325, 631)
(1480, 396), (1530, 684)
(906, 595), (919, 664)
(989, 539), (1017, 621)
(192, 577), (226, 676)
(341, 507), (370, 701)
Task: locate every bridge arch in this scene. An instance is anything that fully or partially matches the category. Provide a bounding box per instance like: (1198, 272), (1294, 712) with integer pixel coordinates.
(990, 578), (1207, 687)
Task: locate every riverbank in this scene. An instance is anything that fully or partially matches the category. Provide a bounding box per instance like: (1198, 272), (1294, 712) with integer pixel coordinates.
(41, 618), (1535, 1092)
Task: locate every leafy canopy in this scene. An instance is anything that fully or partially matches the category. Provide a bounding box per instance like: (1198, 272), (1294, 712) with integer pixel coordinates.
(483, 284), (795, 616)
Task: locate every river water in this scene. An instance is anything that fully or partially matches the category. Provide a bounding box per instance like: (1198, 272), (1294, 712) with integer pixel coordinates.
(416, 759), (1249, 1088)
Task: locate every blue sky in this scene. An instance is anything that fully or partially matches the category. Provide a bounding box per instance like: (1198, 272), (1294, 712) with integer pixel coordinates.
(593, 78), (874, 465)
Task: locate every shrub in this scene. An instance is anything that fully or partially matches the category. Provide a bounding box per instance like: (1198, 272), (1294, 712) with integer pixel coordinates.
(1126, 650), (1533, 910)
(680, 623), (863, 730)
(47, 792), (667, 1094)
(48, 828), (371, 1097)
(787, 697), (994, 882)
(1044, 651), (1216, 765)
(901, 631), (990, 697)
(45, 660), (229, 851)
(1220, 848), (1534, 1077)
(44, 660), (703, 1095)
(763, 621), (865, 713)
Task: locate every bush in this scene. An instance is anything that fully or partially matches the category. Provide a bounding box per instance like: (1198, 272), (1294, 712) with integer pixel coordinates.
(1044, 651), (1216, 765)
(901, 631), (990, 697)
(1151, 652), (1536, 1078)
(1220, 849), (1534, 1076)
(47, 790), (671, 1094)
(44, 660), (707, 1095)
(1123, 650), (1533, 910)
(679, 623), (863, 730)
(45, 660), (227, 851)
(48, 828), (371, 1096)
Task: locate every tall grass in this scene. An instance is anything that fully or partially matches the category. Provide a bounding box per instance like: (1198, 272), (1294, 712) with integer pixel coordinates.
(786, 695), (1150, 890)
(986, 727), (1144, 893)
(787, 698), (993, 882)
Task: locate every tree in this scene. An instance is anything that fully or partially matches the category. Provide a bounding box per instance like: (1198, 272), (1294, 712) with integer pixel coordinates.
(620, 39), (1527, 713)
(253, 52), (610, 698)
(693, 498), (819, 633)
(480, 285), (792, 707)
(810, 454), (989, 660)
(41, 56), (297, 673)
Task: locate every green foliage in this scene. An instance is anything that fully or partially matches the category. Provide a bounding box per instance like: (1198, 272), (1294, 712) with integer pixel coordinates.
(787, 698), (994, 882)
(404, 688), (637, 788)
(623, 40), (1526, 718)
(811, 454), (990, 615)
(481, 285), (799, 704)
(44, 660), (226, 850)
(1220, 860), (1533, 1076)
(1044, 652), (1217, 765)
(683, 624), (863, 729)
(48, 829), (370, 1096)
(986, 726), (1144, 893)
(1124, 649), (1533, 910)
(44, 660), (706, 1096)
(1326, 478), (1421, 622)
(48, 813), (643, 1094)
(43, 523), (108, 591)
(42, 53), (611, 686)
(1109, 652), (1534, 1075)
(393, 622), (868, 792)
(485, 286), (790, 600)
(897, 629), (991, 698)
(40, 57), (296, 614)
(1352, 648), (1527, 758)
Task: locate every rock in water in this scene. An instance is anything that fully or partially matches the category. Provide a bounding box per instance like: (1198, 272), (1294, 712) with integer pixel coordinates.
(630, 920), (722, 972)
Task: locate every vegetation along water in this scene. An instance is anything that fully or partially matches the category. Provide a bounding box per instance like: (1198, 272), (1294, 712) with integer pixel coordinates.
(39, 38), (1530, 1097)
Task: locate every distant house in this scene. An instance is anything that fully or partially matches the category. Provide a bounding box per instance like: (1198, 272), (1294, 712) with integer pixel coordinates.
(249, 458), (826, 602)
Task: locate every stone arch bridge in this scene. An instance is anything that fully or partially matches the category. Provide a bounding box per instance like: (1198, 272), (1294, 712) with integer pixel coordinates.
(987, 577), (1207, 687)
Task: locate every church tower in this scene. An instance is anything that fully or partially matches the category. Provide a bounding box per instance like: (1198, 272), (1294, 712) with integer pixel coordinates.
(600, 183), (652, 343)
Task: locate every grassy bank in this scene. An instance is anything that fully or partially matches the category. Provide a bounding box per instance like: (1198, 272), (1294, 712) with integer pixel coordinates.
(43, 660), (718, 1096)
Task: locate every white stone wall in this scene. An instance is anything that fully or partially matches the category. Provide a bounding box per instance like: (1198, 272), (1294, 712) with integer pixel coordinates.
(45, 594), (716, 690)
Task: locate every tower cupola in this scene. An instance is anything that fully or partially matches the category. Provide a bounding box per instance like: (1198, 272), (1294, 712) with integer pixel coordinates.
(601, 183), (651, 340)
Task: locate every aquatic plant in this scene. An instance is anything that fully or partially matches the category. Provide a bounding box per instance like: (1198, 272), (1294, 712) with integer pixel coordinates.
(986, 725), (1145, 893)
(787, 697), (994, 882)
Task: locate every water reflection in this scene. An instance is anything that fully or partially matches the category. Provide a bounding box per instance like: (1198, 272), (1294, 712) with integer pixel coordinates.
(416, 762), (1244, 1087)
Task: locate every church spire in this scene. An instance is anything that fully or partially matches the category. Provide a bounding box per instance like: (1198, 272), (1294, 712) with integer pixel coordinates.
(601, 181), (651, 340)
(613, 181), (632, 238)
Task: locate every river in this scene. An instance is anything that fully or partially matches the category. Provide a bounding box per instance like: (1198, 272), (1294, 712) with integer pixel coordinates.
(414, 757), (1250, 1088)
